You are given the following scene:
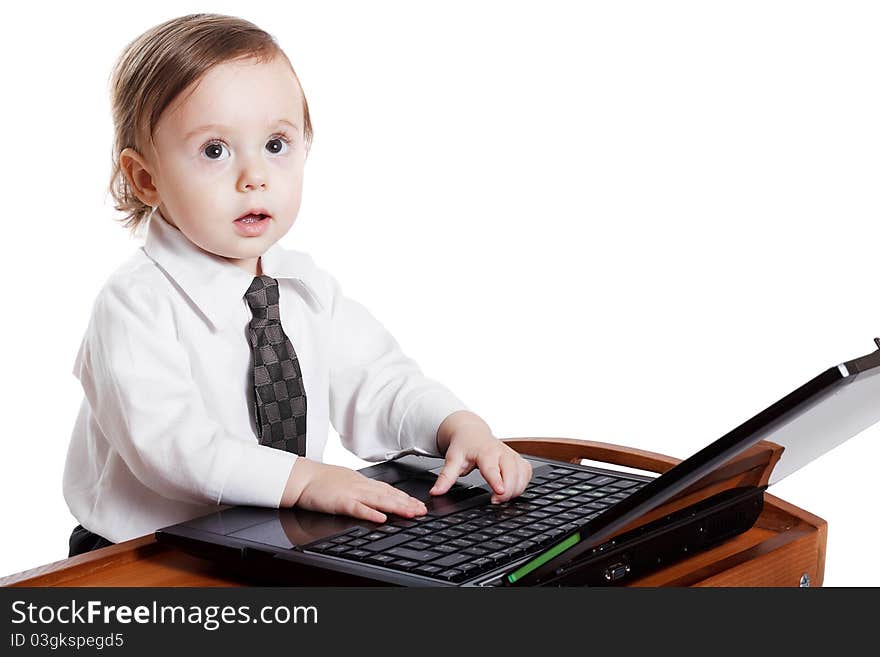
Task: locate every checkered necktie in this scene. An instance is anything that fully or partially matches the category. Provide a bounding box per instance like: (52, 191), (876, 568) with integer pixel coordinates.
(244, 275), (307, 455)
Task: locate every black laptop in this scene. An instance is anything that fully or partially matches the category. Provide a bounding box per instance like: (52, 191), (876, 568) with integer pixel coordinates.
(156, 340), (880, 586)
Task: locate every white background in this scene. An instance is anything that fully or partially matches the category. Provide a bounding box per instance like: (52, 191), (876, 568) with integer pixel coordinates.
(1, 1), (878, 586)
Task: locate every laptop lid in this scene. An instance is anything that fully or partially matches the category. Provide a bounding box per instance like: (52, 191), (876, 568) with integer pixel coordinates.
(505, 340), (880, 586)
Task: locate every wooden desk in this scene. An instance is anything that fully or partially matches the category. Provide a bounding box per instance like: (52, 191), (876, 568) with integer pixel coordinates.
(1, 438), (827, 587)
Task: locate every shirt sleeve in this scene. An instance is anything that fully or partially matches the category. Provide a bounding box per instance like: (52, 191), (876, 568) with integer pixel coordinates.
(326, 274), (471, 462)
(75, 278), (297, 508)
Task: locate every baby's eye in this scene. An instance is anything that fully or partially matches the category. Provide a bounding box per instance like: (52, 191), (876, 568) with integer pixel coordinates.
(266, 135), (290, 155)
(202, 141), (230, 161)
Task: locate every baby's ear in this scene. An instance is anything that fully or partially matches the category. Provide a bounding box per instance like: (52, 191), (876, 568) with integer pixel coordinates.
(120, 147), (160, 207)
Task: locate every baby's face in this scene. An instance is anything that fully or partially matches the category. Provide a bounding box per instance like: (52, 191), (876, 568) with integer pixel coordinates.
(128, 55), (307, 272)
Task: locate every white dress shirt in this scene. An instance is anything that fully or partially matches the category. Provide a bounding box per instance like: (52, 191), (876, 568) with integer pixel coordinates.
(63, 208), (470, 543)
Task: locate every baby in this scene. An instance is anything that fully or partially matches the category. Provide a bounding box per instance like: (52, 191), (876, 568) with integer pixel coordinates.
(63, 13), (531, 556)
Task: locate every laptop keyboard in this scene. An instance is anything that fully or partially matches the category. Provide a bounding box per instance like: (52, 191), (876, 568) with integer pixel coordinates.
(303, 464), (648, 583)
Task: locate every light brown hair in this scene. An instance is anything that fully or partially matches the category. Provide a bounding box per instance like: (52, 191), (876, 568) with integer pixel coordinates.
(107, 13), (313, 237)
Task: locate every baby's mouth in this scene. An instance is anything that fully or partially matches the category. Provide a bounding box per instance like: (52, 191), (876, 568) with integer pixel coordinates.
(236, 214), (268, 224)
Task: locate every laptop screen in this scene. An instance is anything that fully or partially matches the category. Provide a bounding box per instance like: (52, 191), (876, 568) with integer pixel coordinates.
(505, 341), (880, 586)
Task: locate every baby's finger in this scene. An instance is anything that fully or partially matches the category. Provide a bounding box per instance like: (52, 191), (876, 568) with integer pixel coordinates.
(475, 454), (504, 498)
(491, 451), (520, 503)
(380, 481), (426, 507)
(514, 455), (533, 495)
(349, 500), (387, 524)
(371, 486), (426, 517)
(430, 455), (466, 495)
(520, 459), (534, 491)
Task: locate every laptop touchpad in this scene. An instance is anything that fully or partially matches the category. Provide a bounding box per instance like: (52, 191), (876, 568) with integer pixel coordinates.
(393, 475), (490, 516)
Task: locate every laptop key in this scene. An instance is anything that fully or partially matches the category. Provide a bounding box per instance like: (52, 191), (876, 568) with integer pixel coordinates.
(432, 553), (470, 568)
(586, 476), (617, 486)
(422, 520), (453, 530)
(482, 540), (507, 552)
(421, 535), (447, 545)
(414, 564), (444, 577)
(406, 540), (432, 551)
(361, 532), (415, 552)
(456, 562), (482, 577)
(512, 528), (539, 539)
(472, 518), (498, 528)
(436, 529), (465, 539)
(364, 554), (396, 565)
(346, 527), (373, 537)
(391, 519), (417, 528)
(486, 551), (512, 564)
(539, 516), (569, 528)
(437, 569), (466, 582)
(344, 549), (372, 560)
(389, 559), (419, 571)
(386, 547), (442, 562)
(306, 542), (335, 552)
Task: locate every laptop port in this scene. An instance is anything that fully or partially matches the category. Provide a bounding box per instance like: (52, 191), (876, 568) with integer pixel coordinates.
(604, 562), (630, 582)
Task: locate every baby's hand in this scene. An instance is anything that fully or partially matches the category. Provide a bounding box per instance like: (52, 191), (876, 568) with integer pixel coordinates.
(282, 458), (427, 524)
(430, 417), (532, 504)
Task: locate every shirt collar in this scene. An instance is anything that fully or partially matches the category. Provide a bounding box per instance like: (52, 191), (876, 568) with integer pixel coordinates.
(142, 207), (325, 330)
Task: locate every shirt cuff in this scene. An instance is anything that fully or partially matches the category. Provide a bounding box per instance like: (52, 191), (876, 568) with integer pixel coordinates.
(396, 387), (471, 458)
(216, 441), (298, 508)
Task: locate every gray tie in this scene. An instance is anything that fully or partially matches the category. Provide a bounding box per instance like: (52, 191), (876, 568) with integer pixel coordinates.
(244, 275), (307, 455)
